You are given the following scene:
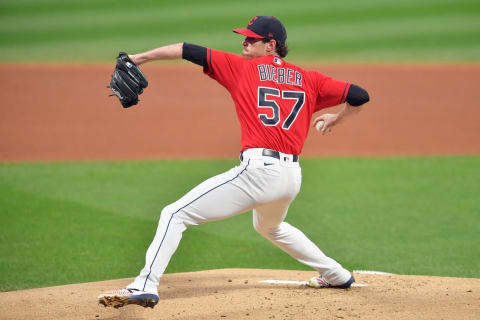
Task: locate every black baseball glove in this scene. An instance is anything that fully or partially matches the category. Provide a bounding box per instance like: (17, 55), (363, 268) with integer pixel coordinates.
(108, 52), (148, 108)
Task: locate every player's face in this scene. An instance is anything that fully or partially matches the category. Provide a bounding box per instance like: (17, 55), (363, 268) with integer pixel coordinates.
(242, 37), (268, 59)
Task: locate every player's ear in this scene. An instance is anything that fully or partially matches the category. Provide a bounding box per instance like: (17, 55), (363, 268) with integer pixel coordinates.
(267, 39), (277, 54)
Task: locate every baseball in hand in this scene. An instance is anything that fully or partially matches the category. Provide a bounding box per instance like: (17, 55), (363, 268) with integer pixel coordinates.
(315, 120), (325, 132)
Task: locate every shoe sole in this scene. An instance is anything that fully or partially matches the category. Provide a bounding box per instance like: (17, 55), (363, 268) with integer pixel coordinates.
(98, 294), (158, 309)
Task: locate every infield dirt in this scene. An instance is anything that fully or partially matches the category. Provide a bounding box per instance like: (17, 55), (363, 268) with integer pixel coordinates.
(0, 64), (479, 319)
(1, 64), (479, 161)
(1, 269), (479, 320)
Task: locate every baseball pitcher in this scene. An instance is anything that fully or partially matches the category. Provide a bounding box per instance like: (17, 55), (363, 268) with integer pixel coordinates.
(100, 16), (370, 308)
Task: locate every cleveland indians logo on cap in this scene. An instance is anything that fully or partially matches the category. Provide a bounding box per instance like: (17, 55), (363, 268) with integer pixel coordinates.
(248, 16), (258, 26)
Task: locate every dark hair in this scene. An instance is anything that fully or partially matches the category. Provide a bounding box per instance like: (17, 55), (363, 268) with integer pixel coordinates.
(263, 39), (289, 58)
(276, 42), (288, 58)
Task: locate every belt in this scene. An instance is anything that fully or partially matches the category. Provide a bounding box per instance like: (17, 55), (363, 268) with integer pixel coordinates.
(240, 149), (299, 162)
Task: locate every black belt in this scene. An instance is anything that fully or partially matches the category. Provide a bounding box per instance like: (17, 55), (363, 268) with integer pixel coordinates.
(240, 149), (299, 162)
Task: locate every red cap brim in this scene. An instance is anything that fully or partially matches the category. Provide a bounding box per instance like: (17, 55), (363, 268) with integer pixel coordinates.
(232, 28), (264, 38)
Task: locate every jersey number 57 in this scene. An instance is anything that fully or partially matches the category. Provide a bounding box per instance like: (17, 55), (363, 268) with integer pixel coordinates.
(258, 87), (305, 130)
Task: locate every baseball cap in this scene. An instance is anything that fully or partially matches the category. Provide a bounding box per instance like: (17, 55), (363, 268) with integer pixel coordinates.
(233, 16), (287, 45)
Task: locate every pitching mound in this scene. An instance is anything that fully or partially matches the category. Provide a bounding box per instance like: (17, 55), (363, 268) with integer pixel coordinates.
(1, 269), (478, 320)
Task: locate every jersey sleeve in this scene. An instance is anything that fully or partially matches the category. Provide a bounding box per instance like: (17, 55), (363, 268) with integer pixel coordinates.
(203, 49), (246, 90)
(313, 72), (351, 112)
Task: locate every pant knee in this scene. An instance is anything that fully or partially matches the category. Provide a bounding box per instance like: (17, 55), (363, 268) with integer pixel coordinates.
(254, 222), (281, 239)
(159, 204), (183, 226)
(160, 204), (175, 220)
(160, 204), (197, 227)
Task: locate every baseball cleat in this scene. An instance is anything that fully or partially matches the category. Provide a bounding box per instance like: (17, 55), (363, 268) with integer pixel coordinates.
(307, 275), (355, 289)
(98, 288), (159, 309)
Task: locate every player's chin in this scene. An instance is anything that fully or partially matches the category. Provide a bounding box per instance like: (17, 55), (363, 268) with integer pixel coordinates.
(242, 49), (253, 60)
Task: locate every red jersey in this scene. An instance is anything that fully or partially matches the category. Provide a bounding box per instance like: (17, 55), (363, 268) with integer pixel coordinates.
(204, 49), (350, 155)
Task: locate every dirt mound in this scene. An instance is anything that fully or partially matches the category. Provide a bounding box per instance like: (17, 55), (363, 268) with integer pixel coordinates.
(1, 269), (478, 320)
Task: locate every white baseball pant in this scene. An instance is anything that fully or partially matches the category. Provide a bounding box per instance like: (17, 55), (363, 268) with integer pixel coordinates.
(128, 148), (351, 294)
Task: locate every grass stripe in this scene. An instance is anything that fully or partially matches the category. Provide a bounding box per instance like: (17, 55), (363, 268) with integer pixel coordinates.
(0, 0), (478, 62)
(1, 156), (479, 291)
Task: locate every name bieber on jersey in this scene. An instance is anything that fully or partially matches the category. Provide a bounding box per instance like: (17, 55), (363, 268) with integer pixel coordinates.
(257, 64), (303, 86)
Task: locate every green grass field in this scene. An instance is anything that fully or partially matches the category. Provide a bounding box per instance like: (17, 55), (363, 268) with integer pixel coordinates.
(1, 157), (479, 291)
(1, 0), (479, 292)
(0, 0), (479, 62)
